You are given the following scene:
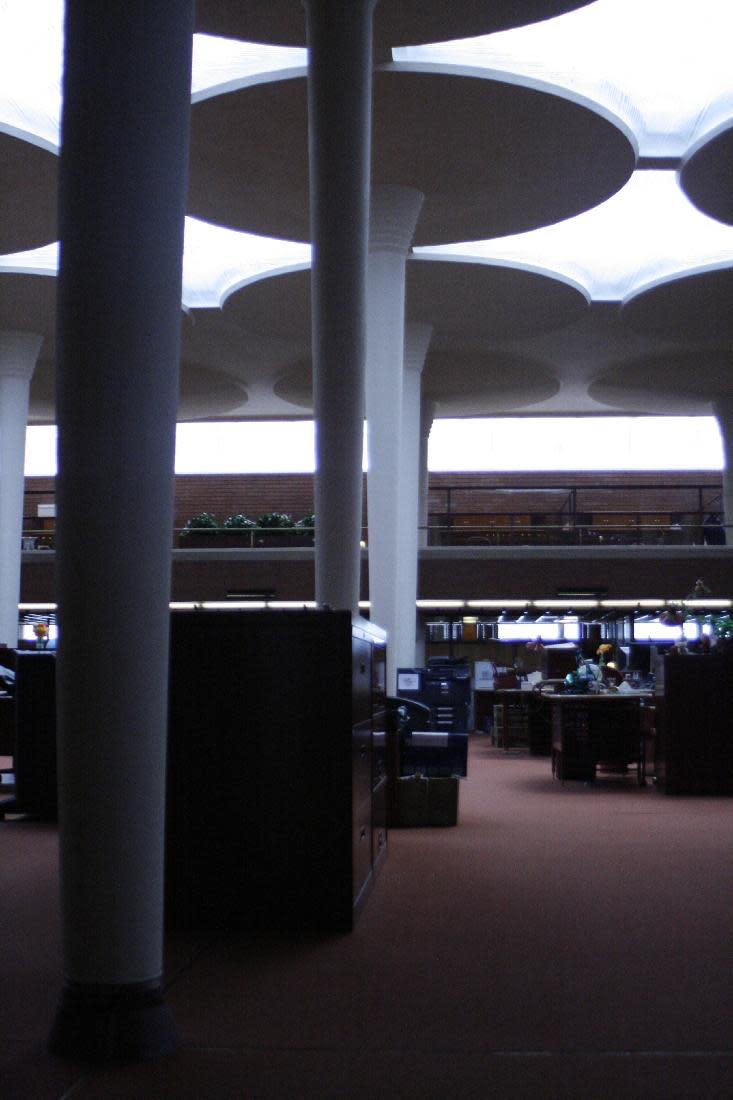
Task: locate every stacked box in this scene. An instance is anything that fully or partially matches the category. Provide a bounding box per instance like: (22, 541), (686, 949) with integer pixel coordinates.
(394, 775), (459, 827)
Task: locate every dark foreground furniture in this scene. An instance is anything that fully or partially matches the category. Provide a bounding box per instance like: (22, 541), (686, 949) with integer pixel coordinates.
(0, 651), (57, 820)
(654, 651), (733, 795)
(165, 609), (388, 932)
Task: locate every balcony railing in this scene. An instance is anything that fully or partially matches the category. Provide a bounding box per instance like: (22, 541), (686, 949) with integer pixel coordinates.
(22, 477), (726, 551)
(17, 517), (732, 553)
(425, 519), (728, 548)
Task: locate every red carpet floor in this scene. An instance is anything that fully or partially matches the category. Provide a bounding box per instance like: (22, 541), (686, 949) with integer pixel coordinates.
(2, 738), (733, 1098)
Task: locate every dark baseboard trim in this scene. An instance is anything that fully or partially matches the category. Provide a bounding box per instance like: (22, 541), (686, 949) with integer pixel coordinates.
(48, 978), (179, 1063)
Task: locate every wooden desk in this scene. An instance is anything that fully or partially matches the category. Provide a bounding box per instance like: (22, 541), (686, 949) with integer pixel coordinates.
(493, 689), (552, 755)
(546, 692), (651, 785)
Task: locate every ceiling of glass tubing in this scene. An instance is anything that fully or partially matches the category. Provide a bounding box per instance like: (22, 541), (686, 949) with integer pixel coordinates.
(2, 0), (733, 305)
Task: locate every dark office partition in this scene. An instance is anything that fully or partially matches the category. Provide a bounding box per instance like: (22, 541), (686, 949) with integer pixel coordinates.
(165, 609), (387, 932)
(655, 651), (733, 795)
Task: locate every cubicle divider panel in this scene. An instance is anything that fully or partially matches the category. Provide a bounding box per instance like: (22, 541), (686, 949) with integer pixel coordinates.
(165, 609), (387, 932)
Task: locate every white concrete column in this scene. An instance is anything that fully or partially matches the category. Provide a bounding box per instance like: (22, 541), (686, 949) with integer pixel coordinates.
(714, 399), (733, 541)
(305, 0), (377, 612)
(414, 613), (427, 669)
(418, 396), (437, 548)
(397, 323), (432, 669)
(365, 186), (424, 690)
(49, 2), (194, 1063)
(0, 332), (41, 648)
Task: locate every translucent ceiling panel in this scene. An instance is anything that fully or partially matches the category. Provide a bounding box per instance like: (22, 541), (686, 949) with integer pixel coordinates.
(415, 172), (733, 301)
(0, 222), (311, 310)
(394, 0), (733, 159)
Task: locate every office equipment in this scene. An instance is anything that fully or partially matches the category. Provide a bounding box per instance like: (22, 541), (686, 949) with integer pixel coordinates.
(397, 659), (471, 731)
(395, 660), (470, 776)
(385, 696), (459, 825)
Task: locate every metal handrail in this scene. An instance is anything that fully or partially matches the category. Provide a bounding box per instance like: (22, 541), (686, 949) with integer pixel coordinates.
(17, 518), (732, 554)
(425, 520), (728, 547)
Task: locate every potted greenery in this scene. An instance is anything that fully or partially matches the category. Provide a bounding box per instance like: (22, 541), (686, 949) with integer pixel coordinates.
(294, 512), (315, 545)
(179, 512), (221, 547)
(221, 513), (258, 546)
(256, 511), (296, 546)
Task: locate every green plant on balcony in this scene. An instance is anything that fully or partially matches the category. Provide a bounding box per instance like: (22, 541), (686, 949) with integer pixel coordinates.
(257, 511), (294, 529)
(255, 511), (296, 546)
(294, 512), (315, 544)
(183, 512), (219, 531)
(179, 511), (221, 547)
(223, 513), (257, 529)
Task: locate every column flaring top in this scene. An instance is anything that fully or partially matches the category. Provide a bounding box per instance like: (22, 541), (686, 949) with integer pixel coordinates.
(370, 185), (425, 254)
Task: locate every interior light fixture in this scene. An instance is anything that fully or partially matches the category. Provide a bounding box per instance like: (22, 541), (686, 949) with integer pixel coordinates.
(226, 589), (275, 600)
(534, 599), (599, 609)
(267, 601), (318, 609)
(416, 600), (465, 609)
(466, 599), (527, 609)
(683, 598), (731, 609)
(556, 588), (607, 599)
(200, 600), (267, 609)
(603, 599), (665, 609)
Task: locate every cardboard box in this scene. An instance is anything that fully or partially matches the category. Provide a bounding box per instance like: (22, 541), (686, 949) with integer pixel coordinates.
(394, 775), (459, 827)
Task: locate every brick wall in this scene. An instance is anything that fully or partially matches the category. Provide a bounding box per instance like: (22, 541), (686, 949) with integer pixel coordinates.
(24, 470), (722, 534)
(173, 473), (318, 530)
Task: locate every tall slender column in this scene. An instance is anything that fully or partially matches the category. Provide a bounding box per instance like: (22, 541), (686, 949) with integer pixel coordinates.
(714, 400), (733, 542)
(305, 0), (377, 612)
(0, 332), (42, 648)
(366, 186), (424, 690)
(396, 323), (432, 669)
(418, 396), (437, 548)
(49, 3), (194, 1062)
(414, 394), (436, 671)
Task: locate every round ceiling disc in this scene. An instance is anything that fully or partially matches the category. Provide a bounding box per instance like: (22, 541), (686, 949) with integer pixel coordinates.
(622, 267), (733, 342)
(0, 135), (57, 252)
(681, 125), (733, 226)
(189, 71), (634, 244)
(588, 348), (733, 414)
(195, 1), (596, 50)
